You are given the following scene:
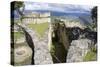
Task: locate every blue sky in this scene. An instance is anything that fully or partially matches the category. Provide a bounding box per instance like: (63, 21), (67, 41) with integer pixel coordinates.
(24, 2), (94, 13)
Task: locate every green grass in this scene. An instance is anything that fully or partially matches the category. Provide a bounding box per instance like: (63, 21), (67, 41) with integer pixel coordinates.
(14, 32), (24, 39)
(83, 50), (97, 61)
(28, 22), (49, 37)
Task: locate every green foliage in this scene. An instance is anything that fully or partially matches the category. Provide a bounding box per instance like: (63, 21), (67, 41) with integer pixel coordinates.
(91, 47), (97, 53)
(11, 1), (24, 10)
(11, 1), (25, 21)
(83, 50), (97, 61)
(86, 22), (97, 31)
(91, 6), (97, 23)
(28, 22), (49, 38)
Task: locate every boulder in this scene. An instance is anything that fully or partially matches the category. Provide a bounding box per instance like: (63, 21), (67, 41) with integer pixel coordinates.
(66, 39), (93, 62)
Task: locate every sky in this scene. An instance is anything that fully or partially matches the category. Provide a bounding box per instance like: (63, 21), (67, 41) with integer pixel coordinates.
(13, 2), (95, 18)
(24, 2), (94, 13)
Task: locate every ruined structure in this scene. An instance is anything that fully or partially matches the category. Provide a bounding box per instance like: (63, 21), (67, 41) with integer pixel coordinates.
(22, 12), (51, 24)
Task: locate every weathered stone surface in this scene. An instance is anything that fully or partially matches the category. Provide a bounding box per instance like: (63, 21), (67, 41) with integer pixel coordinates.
(14, 44), (32, 66)
(13, 26), (33, 65)
(66, 39), (93, 62)
(23, 25), (53, 65)
(15, 37), (25, 44)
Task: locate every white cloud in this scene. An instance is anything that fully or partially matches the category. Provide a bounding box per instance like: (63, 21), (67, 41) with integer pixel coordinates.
(24, 2), (94, 13)
(24, 2), (50, 10)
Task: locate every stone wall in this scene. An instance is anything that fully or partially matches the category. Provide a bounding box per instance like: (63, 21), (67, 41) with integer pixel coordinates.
(22, 17), (51, 24)
(22, 12), (51, 24)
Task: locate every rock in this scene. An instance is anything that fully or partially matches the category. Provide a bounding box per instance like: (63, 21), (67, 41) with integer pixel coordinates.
(14, 45), (32, 65)
(66, 39), (93, 62)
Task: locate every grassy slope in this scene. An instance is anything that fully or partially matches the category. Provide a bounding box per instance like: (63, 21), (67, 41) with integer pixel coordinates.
(14, 32), (24, 39)
(28, 22), (49, 37)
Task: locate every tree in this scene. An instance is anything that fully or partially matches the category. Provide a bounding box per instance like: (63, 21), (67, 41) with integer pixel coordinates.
(11, 1), (25, 21)
(91, 6), (97, 23)
(11, 1), (25, 33)
(11, 1), (25, 45)
(11, 1), (24, 16)
(90, 6), (97, 31)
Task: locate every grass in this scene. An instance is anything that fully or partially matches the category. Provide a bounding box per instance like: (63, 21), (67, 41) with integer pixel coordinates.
(14, 32), (24, 39)
(27, 22), (49, 37)
(83, 50), (97, 61)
